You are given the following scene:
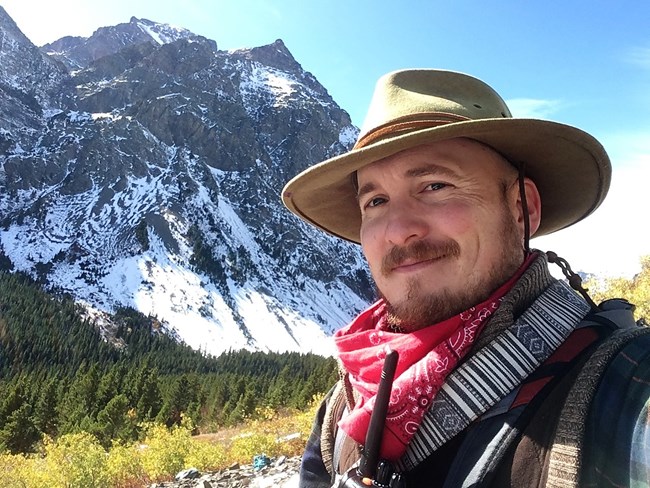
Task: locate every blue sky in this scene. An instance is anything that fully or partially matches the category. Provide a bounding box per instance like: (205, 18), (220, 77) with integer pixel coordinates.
(2, 0), (650, 277)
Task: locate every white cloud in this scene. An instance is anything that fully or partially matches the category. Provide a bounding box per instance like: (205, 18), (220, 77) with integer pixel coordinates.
(506, 98), (563, 119)
(626, 45), (650, 69)
(600, 129), (650, 164)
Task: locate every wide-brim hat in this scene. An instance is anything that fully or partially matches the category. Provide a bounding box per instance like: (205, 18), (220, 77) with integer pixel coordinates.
(282, 69), (611, 243)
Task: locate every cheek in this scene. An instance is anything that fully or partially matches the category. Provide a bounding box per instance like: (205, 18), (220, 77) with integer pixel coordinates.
(360, 224), (382, 269)
(434, 202), (476, 236)
(359, 224), (387, 279)
(437, 202), (496, 264)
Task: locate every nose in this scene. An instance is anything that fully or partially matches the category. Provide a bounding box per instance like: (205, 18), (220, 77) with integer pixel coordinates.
(384, 200), (429, 246)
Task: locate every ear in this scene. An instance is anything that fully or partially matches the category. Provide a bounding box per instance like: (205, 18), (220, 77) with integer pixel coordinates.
(518, 177), (542, 236)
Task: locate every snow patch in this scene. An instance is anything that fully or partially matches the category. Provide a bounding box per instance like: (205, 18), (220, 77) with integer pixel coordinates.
(339, 126), (359, 147)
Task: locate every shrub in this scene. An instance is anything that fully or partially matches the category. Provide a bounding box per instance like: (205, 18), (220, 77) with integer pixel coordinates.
(185, 439), (227, 471)
(229, 431), (280, 461)
(0, 451), (44, 488)
(0, 401), (323, 487)
(106, 441), (147, 487)
(41, 433), (110, 488)
(139, 420), (193, 480)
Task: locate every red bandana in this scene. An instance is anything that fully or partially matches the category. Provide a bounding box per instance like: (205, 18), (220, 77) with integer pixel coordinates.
(334, 255), (534, 461)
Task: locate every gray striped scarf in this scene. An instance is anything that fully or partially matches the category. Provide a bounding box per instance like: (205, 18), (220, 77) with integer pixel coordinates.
(398, 277), (590, 470)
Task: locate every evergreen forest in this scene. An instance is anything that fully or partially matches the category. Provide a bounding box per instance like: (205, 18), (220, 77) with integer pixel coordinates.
(0, 271), (338, 454)
(3, 256), (648, 458)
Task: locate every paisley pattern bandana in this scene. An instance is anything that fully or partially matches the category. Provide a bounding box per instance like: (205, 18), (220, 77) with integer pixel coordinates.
(334, 255), (534, 461)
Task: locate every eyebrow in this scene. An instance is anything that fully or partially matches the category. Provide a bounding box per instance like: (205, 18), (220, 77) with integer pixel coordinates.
(356, 163), (462, 201)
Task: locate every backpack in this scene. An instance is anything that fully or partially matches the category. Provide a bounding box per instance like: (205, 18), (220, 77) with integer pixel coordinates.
(547, 299), (650, 487)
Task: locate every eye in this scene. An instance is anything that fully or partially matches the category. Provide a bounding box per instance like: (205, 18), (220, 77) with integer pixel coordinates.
(365, 196), (387, 208)
(424, 182), (448, 192)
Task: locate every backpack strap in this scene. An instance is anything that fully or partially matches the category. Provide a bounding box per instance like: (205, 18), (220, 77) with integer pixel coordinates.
(546, 300), (648, 488)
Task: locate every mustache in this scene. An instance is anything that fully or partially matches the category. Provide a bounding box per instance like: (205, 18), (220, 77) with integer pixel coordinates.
(381, 239), (460, 276)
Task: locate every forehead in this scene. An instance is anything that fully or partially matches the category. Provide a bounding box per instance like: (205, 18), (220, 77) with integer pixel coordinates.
(356, 138), (515, 184)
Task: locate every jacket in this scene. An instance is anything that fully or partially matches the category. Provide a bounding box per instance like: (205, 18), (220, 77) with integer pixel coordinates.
(299, 256), (650, 487)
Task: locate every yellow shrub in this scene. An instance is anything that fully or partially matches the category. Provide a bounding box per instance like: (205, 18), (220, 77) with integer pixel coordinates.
(225, 397), (321, 463)
(185, 440), (227, 472)
(0, 401), (324, 488)
(254, 405), (278, 422)
(294, 397), (321, 434)
(106, 442), (146, 487)
(229, 431), (280, 462)
(585, 255), (650, 323)
(0, 451), (45, 488)
(41, 433), (110, 488)
(139, 422), (192, 480)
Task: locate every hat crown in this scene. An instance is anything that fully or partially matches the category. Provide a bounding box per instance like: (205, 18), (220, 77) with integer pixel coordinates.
(359, 70), (512, 140)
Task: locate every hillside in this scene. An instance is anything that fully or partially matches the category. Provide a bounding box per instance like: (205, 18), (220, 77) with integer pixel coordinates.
(0, 7), (373, 357)
(0, 270), (338, 454)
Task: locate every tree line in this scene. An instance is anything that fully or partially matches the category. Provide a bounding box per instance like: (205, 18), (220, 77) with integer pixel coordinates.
(0, 271), (338, 454)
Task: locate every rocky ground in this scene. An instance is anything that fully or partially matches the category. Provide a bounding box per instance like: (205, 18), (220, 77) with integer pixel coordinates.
(150, 456), (301, 487)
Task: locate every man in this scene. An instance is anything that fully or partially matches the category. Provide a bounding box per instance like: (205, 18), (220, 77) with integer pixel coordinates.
(282, 70), (650, 487)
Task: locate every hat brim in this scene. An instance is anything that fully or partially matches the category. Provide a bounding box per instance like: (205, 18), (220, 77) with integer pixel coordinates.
(282, 118), (611, 243)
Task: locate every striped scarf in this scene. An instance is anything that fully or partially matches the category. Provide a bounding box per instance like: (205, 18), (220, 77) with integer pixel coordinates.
(399, 279), (590, 470)
(334, 257), (533, 461)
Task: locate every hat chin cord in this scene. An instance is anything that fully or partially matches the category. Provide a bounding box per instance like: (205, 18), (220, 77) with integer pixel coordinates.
(516, 166), (599, 312)
(517, 165), (531, 254)
(546, 251), (600, 311)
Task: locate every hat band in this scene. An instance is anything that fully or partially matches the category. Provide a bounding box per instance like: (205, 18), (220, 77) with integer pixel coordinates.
(354, 112), (471, 149)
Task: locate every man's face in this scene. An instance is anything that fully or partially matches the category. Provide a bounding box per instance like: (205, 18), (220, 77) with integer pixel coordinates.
(357, 138), (527, 331)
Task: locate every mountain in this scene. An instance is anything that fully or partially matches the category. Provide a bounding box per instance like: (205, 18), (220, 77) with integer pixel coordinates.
(41, 16), (200, 70)
(0, 7), (76, 132)
(0, 6), (373, 357)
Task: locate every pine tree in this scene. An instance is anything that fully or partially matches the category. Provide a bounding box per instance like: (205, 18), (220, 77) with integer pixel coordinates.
(133, 367), (163, 422)
(33, 377), (59, 436)
(0, 403), (40, 453)
(57, 364), (101, 434)
(93, 394), (136, 447)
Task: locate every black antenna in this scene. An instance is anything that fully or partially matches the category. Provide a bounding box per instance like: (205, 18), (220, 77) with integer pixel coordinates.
(357, 350), (399, 478)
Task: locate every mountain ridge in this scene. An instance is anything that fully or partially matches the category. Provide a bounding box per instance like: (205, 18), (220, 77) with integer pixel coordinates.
(0, 10), (373, 357)
(40, 15), (203, 70)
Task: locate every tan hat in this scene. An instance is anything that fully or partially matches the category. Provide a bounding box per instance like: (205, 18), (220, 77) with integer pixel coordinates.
(282, 69), (611, 243)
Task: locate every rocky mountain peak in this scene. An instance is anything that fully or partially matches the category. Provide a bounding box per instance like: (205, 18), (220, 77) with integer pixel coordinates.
(238, 38), (300, 72)
(0, 7), (75, 132)
(0, 5), (29, 44)
(41, 16), (202, 70)
(0, 10), (371, 357)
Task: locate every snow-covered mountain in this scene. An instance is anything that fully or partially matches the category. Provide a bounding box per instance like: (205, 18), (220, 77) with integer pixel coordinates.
(41, 16), (201, 70)
(0, 7), (373, 356)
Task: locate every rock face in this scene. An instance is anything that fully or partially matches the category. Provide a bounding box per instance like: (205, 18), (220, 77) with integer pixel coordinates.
(151, 456), (301, 487)
(0, 7), (373, 356)
(0, 6), (76, 131)
(41, 16), (202, 70)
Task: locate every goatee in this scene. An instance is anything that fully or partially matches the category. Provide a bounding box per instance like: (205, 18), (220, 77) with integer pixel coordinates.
(381, 212), (523, 331)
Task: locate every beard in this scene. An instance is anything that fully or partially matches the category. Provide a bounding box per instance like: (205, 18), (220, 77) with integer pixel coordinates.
(380, 209), (523, 331)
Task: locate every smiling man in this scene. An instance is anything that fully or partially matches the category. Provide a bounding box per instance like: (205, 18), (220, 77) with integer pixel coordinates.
(357, 139), (534, 331)
(282, 70), (650, 488)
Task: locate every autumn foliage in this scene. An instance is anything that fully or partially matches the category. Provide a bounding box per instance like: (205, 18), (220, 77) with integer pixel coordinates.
(585, 255), (650, 324)
(0, 405), (317, 488)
